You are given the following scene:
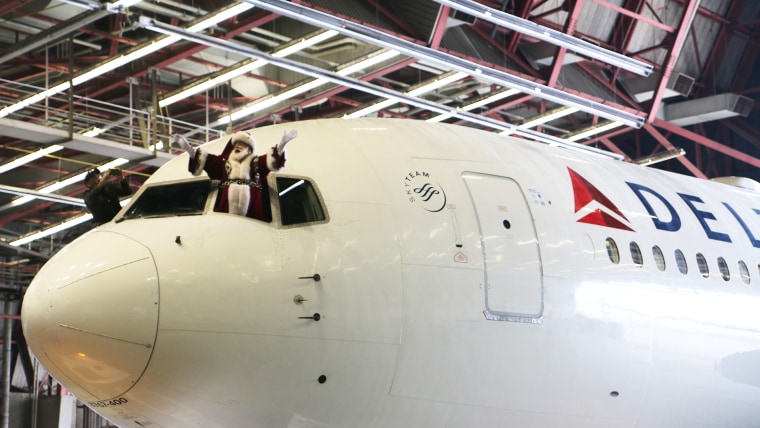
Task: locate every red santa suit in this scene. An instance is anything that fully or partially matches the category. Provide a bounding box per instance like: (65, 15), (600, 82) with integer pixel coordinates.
(188, 131), (286, 222)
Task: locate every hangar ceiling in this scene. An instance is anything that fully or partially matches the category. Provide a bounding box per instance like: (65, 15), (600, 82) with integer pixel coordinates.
(0, 0), (759, 291)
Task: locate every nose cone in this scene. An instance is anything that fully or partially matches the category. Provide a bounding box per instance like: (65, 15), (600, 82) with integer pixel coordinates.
(22, 231), (158, 402)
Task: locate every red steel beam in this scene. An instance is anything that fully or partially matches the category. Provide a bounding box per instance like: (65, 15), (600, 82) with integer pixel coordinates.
(587, 0), (675, 32)
(653, 118), (760, 170)
(429, 5), (450, 49)
(647, 0), (701, 124)
(506, 0), (534, 53)
(547, 0), (584, 88)
(644, 124), (707, 178)
(0, 0), (31, 17)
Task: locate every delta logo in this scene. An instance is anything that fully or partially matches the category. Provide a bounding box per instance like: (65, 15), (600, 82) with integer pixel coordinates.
(568, 167), (633, 231)
(567, 167), (760, 248)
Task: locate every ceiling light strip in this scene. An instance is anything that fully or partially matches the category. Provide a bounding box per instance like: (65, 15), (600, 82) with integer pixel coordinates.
(0, 145), (64, 175)
(431, 0), (653, 76)
(10, 214), (93, 247)
(519, 106), (580, 129)
(427, 88), (521, 122)
(345, 71), (468, 118)
(565, 121), (625, 141)
(236, 0), (644, 128)
(140, 20), (622, 161)
(160, 29), (338, 108)
(0, 3), (253, 119)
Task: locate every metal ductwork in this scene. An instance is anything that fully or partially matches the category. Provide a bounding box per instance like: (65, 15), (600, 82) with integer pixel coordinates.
(519, 41), (588, 69)
(662, 93), (754, 126)
(620, 72), (694, 103)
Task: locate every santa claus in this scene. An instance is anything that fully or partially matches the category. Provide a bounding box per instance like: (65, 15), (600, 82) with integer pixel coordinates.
(172, 129), (298, 221)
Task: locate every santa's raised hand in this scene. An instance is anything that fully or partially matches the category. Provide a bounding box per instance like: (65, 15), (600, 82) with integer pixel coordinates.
(277, 129), (298, 154)
(171, 133), (195, 156)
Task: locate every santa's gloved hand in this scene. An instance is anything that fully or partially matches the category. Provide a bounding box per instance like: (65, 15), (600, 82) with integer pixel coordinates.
(277, 129), (298, 154)
(171, 133), (194, 156)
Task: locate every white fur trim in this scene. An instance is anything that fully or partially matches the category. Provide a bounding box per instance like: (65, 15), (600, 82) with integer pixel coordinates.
(227, 153), (252, 179)
(227, 184), (250, 216)
(191, 148), (208, 176)
(266, 146), (284, 171)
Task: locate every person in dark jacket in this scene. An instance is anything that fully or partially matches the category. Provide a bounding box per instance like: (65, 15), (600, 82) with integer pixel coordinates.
(83, 167), (132, 224)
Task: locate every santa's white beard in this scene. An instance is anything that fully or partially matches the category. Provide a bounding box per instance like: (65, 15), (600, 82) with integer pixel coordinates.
(230, 149), (249, 163)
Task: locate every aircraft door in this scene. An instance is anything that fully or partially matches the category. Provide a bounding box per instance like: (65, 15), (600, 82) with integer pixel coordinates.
(462, 172), (543, 322)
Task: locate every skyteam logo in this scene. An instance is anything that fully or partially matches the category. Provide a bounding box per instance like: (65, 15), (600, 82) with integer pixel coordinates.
(403, 171), (447, 212)
(568, 167), (634, 231)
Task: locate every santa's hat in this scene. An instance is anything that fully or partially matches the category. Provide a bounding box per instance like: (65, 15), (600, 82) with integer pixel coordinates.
(230, 131), (256, 152)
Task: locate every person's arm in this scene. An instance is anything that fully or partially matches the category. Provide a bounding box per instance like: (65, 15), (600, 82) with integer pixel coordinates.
(267, 129), (297, 171)
(109, 168), (132, 196)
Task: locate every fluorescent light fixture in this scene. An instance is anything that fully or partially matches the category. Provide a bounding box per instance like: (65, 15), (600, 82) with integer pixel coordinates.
(431, 0), (653, 76)
(0, 184), (86, 207)
(10, 213), (93, 246)
(149, 141), (165, 151)
(335, 50), (401, 76)
(273, 30), (338, 58)
(498, 106), (583, 137)
(516, 106), (579, 130)
(82, 127), (103, 137)
(426, 88), (520, 122)
(344, 99), (398, 119)
(109, 0), (142, 8)
(160, 59), (269, 107)
(228, 79), (327, 122)
(11, 158), (128, 207)
(345, 71), (467, 118)
(0, 3), (252, 119)
(236, 0), (645, 128)
(141, 20), (623, 161)
(57, 0), (103, 10)
(565, 121), (625, 142)
(0, 145), (64, 174)
(160, 29), (337, 108)
(634, 148), (686, 166)
(10, 196), (131, 246)
(221, 51), (402, 124)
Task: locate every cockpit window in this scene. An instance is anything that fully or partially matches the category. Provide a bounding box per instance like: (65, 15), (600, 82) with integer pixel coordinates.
(276, 176), (327, 226)
(121, 180), (211, 220)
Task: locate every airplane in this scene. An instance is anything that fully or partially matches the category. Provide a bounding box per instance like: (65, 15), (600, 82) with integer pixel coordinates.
(20, 118), (760, 427)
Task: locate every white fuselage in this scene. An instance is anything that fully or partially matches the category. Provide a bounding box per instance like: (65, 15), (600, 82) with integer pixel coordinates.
(21, 118), (760, 427)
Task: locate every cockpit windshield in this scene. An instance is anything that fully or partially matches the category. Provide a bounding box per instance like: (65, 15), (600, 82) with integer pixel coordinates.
(120, 180), (211, 220)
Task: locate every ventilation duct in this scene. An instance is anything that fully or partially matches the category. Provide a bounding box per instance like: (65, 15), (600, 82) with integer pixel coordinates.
(620, 72), (694, 103)
(662, 93), (754, 126)
(519, 41), (588, 69)
(448, 8), (476, 27)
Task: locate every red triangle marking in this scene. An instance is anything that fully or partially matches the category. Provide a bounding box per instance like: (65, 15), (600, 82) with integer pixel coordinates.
(577, 209), (634, 231)
(567, 167), (628, 220)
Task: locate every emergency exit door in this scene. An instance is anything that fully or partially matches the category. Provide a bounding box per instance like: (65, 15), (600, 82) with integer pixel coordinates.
(463, 172), (543, 322)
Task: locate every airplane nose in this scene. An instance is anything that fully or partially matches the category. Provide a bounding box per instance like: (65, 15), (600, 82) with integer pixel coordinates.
(21, 231), (158, 402)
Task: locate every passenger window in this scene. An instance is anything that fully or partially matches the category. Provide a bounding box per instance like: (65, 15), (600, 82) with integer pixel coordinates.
(652, 246), (666, 271)
(276, 177), (327, 226)
(738, 261), (750, 285)
(605, 238), (620, 264)
(675, 249), (688, 275)
(717, 257), (730, 282)
(696, 253), (709, 278)
(630, 242), (643, 267)
(121, 180), (210, 220)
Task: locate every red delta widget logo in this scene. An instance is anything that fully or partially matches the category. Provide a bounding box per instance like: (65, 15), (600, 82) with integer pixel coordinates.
(568, 167), (760, 248)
